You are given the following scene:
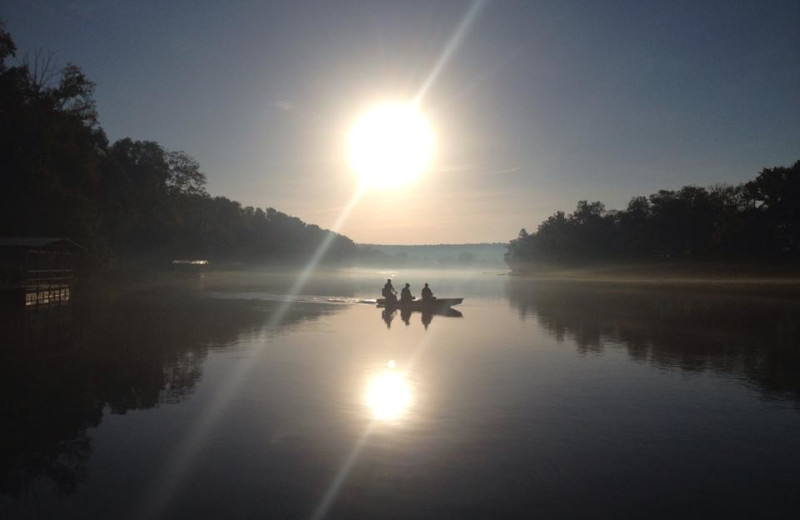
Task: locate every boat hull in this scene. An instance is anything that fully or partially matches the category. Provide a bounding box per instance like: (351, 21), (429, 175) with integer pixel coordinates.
(376, 297), (463, 310)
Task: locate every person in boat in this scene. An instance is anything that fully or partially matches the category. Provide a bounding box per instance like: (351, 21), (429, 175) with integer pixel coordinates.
(421, 283), (434, 301)
(382, 279), (397, 304)
(400, 283), (414, 304)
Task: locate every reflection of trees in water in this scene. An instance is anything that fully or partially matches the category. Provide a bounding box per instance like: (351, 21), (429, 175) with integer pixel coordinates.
(506, 281), (800, 405)
(0, 291), (337, 501)
(0, 354), (97, 499)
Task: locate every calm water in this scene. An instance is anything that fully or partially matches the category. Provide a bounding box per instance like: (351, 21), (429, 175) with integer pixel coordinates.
(1, 269), (799, 519)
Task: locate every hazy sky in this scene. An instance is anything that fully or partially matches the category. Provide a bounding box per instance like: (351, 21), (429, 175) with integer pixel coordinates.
(4, 0), (799, 244)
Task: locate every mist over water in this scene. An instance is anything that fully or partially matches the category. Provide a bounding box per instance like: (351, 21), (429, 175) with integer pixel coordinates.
(1, 269), (799, 519)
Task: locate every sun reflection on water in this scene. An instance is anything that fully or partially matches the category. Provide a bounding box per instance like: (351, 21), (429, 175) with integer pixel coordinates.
(366, 360), (412, 421)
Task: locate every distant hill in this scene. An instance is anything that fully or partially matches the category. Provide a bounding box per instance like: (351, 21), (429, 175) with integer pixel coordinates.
(357, 243), (507, 268)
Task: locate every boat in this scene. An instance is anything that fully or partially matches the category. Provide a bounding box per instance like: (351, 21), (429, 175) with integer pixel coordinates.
(376, 297), (463, 311)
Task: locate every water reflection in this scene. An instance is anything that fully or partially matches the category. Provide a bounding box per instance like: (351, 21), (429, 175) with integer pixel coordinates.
(365, 360), (412, 421)
(506, 280), (800, 406)
(0, 299), (73, 353)
(2, 272), (798, 519)
(400, 307), (412, 326)
(0, 289), (341, 502)
(381, 307), (395, 328)
(380, 306), (463, 329)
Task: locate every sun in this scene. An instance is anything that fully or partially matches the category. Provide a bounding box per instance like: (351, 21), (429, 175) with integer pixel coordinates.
(347, 102), (435, 188)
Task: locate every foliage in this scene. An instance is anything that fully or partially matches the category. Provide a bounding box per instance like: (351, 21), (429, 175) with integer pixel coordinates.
(0, 23), (106, 258)
(506, 161), (800, 269)
(0, 24), (356, 267)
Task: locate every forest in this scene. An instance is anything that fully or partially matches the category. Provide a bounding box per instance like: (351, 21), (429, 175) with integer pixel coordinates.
(506, 160), (800, 270)
(0, 24), (357, 268)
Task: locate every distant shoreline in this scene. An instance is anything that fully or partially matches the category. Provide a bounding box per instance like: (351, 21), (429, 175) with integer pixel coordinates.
(508, 262), (800, 285)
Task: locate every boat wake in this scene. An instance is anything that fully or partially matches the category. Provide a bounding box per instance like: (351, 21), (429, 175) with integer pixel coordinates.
(208, 292), (369, 305)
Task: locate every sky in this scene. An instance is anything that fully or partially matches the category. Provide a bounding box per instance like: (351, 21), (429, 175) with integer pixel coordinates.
(3, 0), (799, 244)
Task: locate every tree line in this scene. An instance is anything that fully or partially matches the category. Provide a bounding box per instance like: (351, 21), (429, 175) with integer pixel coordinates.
(506, 160), (800, 270)
(0, 24), (357, 268)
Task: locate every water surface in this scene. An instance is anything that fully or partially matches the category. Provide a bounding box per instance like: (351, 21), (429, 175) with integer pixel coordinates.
(2, 269), (799, 519)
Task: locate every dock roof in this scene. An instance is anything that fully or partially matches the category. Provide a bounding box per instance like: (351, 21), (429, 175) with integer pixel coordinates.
(0, 237), (85, 250)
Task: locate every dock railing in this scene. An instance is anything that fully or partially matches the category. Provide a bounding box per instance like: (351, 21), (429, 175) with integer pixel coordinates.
(24, 250), (72, 307)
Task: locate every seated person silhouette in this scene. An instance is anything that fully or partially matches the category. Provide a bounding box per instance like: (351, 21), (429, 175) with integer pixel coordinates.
(400, 283), (414, 304)
(382, 278), (397, 304)
(421, 283), (434, 301)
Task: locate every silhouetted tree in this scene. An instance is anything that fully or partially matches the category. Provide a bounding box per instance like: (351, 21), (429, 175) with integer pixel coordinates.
(0, 24), (359, 268)
(744, 161), (800, 256)
(507, 160), (800, 269)
(0, 23), (106, 256)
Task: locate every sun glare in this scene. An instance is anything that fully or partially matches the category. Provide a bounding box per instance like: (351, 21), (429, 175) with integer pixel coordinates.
(366, 362), (412, 421)
(347, 103), (434, 188)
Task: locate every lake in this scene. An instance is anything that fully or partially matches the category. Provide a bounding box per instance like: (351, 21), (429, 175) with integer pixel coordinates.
(1, 269), (799, 519)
